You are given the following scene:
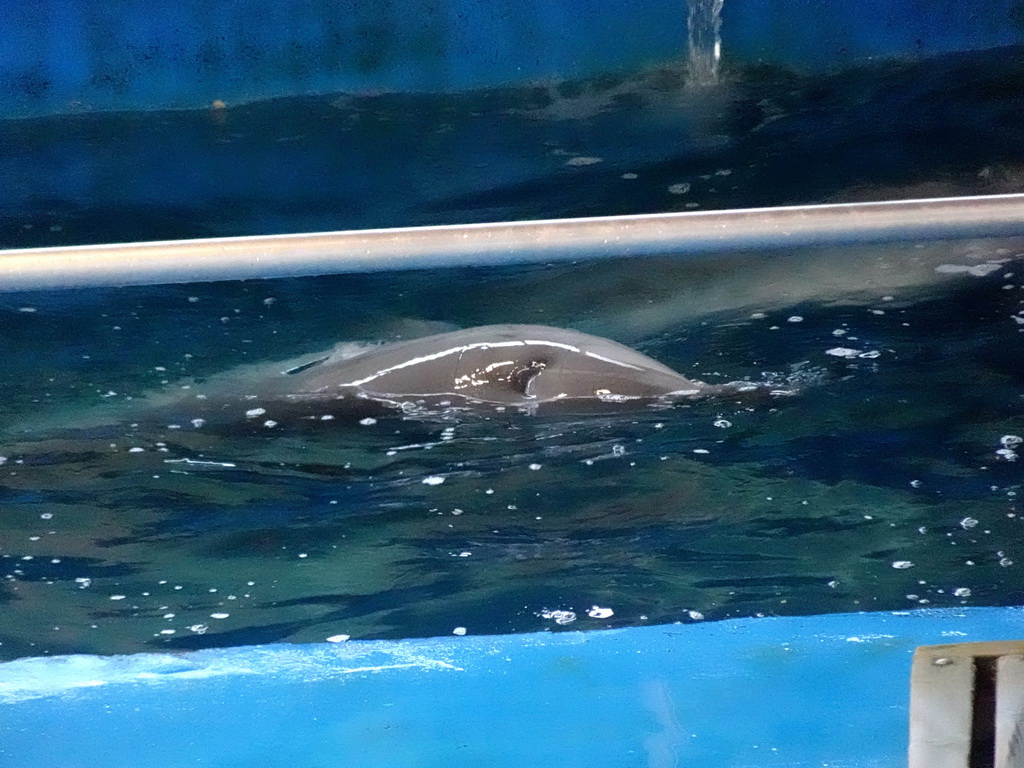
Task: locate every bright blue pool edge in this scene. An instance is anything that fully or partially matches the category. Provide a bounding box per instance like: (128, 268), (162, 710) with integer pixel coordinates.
(2, 605), (1022, 767)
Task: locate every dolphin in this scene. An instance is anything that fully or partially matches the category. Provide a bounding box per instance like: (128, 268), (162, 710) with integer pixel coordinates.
(140, 325), (769, 430)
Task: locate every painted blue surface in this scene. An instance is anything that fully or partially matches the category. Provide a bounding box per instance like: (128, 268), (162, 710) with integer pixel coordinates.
(2, 607), (1023, 767)
(0, 0), (684, 118)
(725, 0), (1024, 70)
(0, 0), (1021, 117)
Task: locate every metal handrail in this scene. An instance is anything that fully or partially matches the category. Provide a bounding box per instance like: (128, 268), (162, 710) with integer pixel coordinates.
(1, 194), (1023, 291)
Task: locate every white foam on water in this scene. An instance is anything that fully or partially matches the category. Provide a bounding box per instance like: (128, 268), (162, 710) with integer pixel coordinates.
(0, 643), (464, 704)
(935, 262), (1005, 277)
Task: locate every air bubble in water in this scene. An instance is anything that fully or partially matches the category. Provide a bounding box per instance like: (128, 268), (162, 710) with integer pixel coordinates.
(540, 609), (577, 625)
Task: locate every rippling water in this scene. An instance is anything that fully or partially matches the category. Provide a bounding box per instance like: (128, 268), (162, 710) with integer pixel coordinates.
(2, 45), (1024, 247)
(1, 240), (1022, 658)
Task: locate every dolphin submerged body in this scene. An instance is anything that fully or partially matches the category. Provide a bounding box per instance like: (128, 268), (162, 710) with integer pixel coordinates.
(142, 324), (769, 430)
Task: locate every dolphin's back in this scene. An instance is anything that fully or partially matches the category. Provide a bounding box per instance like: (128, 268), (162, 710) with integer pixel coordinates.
(289, 324), (705, 405)
(50, 325), (766, 437)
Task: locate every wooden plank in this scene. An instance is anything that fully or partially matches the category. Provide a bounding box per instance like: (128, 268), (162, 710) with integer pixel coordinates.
(911, 642), (1024, 768)
(997, 655), (1024, 768)
(910, 646), (974, 768)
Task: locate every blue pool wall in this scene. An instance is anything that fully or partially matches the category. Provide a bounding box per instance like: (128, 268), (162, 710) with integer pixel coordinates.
(2, 0), (1023, 118)
(3, 607), (1024, 768)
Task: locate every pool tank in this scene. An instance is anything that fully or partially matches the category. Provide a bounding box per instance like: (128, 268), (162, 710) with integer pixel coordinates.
(2, 2), (1024, 766)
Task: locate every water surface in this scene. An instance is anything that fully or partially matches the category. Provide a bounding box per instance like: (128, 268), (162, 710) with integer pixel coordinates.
(1, 239), (1022, 659)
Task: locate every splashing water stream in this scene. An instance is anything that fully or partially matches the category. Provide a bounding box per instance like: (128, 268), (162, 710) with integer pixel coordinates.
(687, 0), (725, 86)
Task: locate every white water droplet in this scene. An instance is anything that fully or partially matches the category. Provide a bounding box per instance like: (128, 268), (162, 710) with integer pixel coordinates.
(825, 347), (861, 359)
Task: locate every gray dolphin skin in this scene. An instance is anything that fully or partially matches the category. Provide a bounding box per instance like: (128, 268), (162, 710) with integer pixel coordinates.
(153, 324), (765, 429)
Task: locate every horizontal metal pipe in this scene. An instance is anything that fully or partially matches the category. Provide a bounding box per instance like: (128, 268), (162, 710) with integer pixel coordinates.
(1, 194), (1023, 291)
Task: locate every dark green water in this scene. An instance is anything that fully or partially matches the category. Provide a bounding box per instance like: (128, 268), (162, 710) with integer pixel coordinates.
(0, 240), (1022, 659)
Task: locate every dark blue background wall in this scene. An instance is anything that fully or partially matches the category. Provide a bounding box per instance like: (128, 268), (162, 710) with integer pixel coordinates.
(0, 0), (1019, 117)
(1, 0), (1023, 117)
(728, 0), (1024, 69)
(1, 0), (685, 117)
